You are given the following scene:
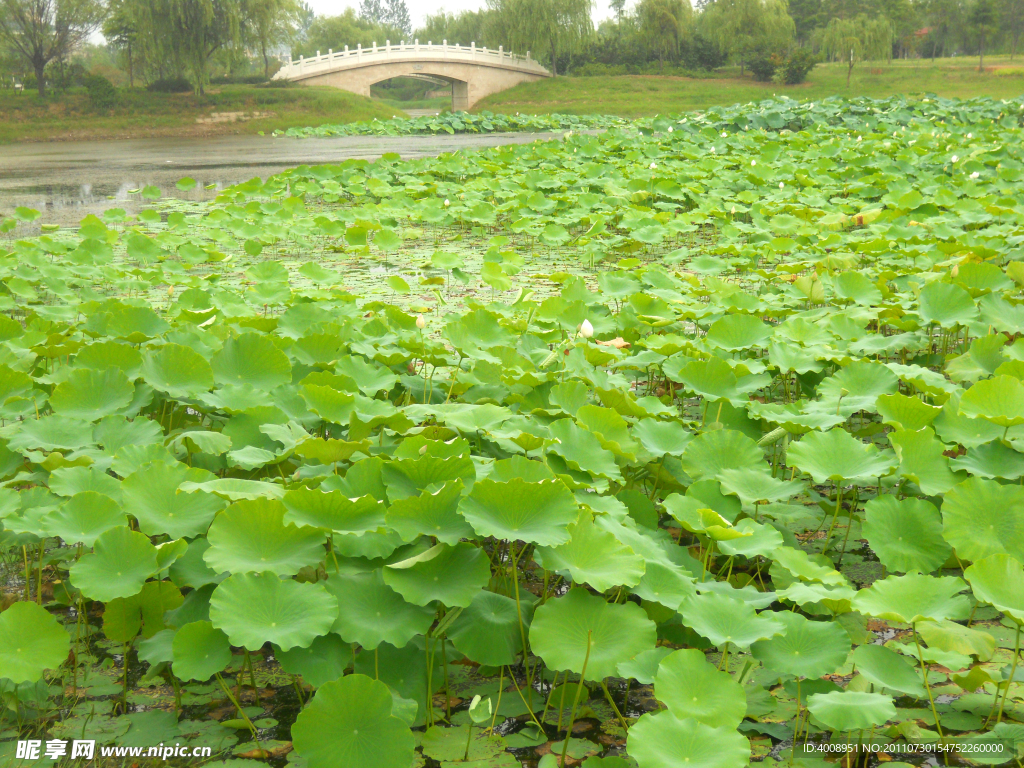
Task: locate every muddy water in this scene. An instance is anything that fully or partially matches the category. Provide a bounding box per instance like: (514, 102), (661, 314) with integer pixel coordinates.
(0, 131), (561, 224)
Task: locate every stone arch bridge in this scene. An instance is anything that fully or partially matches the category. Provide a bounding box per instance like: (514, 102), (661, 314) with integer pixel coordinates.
(272, 41), (551, 111)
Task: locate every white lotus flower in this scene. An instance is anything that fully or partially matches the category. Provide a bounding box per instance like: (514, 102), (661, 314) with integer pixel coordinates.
(579, 319), (594, 338)
(967, 133), (973, 139)
(650, 162), (657, 170)
(970, 171), (980, 179)
(667, 126), (673, 132)
(710, 146), (716, 154)
(415, 314), (426, 329)
(444, 199), (450, 207)
(779, 182), (785, 189)
(751, 160), (756, 167)
(951, 155), (959, 163)
(721, 131), (727, 137)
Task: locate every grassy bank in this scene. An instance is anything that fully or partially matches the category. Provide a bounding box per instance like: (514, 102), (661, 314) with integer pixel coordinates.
(0, 83), (403, 144)
(477, 55), (1024, 116)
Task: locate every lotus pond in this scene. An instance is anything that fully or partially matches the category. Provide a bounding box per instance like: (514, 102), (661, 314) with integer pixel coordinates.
(2, 95), (1024, 768)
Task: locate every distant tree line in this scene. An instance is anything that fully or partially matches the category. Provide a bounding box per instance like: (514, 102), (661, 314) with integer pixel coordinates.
(0, 0), (1020, 99)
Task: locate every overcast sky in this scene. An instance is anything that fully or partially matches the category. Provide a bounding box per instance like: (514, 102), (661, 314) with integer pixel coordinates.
(305, 0), (617, 32)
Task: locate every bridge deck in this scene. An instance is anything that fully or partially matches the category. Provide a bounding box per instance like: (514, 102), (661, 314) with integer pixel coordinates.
(274, 42), (550, 82)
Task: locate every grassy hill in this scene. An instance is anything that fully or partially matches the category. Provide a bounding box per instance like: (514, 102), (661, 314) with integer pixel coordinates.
(477, 56), (1024, 117)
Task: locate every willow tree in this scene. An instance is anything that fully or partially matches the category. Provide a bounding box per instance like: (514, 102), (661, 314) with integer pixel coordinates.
(637, 0), (692, 64)
(0, 0), (104, 95)
(820, 15), (892, 86)
(700, 0), (795, 74)
(486, 0), (593, 75)
(244, 0), (299, 78)
(137, 0), (242, 93)
(969, 0), (999, 71)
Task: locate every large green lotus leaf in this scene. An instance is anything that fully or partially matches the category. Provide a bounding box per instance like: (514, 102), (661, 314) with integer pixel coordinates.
(530, 587), (656, 681)
(942, 476), (1024, 562)
(750, 611), (850, 679)
(964, 554), (1024, 624)
(282, 487), (384, 534)
(178, 477), (285, 501)
(852, 573), (970, 625)
(70, 526), (159, 602)
(933, 394), (1005, 448)
(48, 465), (123, 501)
(447, 589), (532, 667)
(654, 648), (746, 728)
(818, 361), (899, 413)
(888, 427), (965, 495)
(6, 415), (94, 453)
(680, 430), (762, 481)
(211, 332), (291, 391)
(946, 333), (1008, 384)
(712, 518), (782, 561)
(382, 542), (490, 607)
(301, 384), (356, 424)
(171, 620), (231, 681)
(788, 428), (896, 483)
(381, 455), (476, 502)
(662, 495), (745, 541)
(861, 495), (950, 574)
(576, 404), (640, 460)
(669, 356), (746, 405)
(768, 340), (825, 375)
(679, 592), (785, 649)
(43, 491), (126, 546)
(385, 480), (474, 545)
(916, 619), (995, 660)
(959, 376), (1024, 428)
(776, 582), (855, 615)
(807, 691), (896, 731)
(459, 477), (578, 546)
(276, 632), (349, 687)
(851, 644), (927, 697)
(535, 512), (645, 592)
(770, 546), (847, 586)
(917, 281), (978, 328)
(204, 497), (326, 576)
(487, 455), (553, 483)
(950, 440), (1024, 480)
(631, 561), (698, 610)
(142, 343), (215, 398)
(49, 367), (134, 420)
(0, 601), (70, 684)
(324, 569), (434, 649)
(122, 462), (226, 539)
(209, 572), (337, 651)
(335, 355), (398, 395)
(875, 393), (942, 431)
(627, 711), (748, 768)
(547, 418), (622, 481)
(291, 674), (415, 768)
(75, 340), (142, 377)
(834, 270), (882, 305)
(718, 467), (804, 506)
(705, 314), (772, 351)
(421, 725), (511, 763)
(617, 647), (674, 685)
(631, 418), (692, 458)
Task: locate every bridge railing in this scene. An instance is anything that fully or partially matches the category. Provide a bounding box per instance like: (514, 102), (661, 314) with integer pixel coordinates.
(273, 40), (550, 80)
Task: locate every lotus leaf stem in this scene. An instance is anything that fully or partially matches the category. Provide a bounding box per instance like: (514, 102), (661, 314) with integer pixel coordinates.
(561, 631), (592, 768)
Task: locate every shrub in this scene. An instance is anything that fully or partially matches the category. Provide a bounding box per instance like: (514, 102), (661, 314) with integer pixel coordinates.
(748, 48), (778, 82)
(776, 48), (818, 85)
(83, 74), (118, 109)
(146, 77), (192, 93)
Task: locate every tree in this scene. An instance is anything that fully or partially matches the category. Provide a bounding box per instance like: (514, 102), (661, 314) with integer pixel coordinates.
(701, 0), (795, 74)
(0, 0), (105, 96)
(820, 14), (892, 86)
(637, 0), (692, 64)
(294, 8), (398, 58)
(103, 0), (140, 86)
(383, 0), (410, 35)
(486, 0), (593, 75)
(923, 0), (962, 59)
(244, 0), (298, 78)
(358, 0), (385, 25)
(999, 0), (1023, 58)
(969, 0), (999, 69)
(415, 10), (493, 46)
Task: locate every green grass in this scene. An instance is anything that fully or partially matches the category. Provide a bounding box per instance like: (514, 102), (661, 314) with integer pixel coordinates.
(0, 83), (403, 144)
(477, 55), (1024, 117)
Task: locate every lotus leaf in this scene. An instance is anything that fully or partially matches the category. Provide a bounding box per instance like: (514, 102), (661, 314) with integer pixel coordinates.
(862, 496), (950, 574)
(627, 712), (748, 768)
(852, 573), (970, 625)
(654, 648), (746, 728)
(0, 601), (70, 684)
(204, 497), (326, 576)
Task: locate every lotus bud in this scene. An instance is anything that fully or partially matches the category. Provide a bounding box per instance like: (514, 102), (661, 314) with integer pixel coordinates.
(667, 126), (673, 133)
(779, 182), (785, 189)
(952, 263), (960, 278)
(444, 199), (450, 207)
(649, 162), (657, 170)
(167, 286), (174, 297)
(751, 160), (756, 167)
(579, 319), (594, 339)
(415, 314), (426, 330)
(710, 146), (716, 154)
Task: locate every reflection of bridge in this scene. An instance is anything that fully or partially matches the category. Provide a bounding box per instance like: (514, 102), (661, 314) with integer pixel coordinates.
(273, 41), (551, 111)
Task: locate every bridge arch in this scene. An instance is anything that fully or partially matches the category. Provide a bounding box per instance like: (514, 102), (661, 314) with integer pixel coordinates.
(273, 41), (551, 112)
